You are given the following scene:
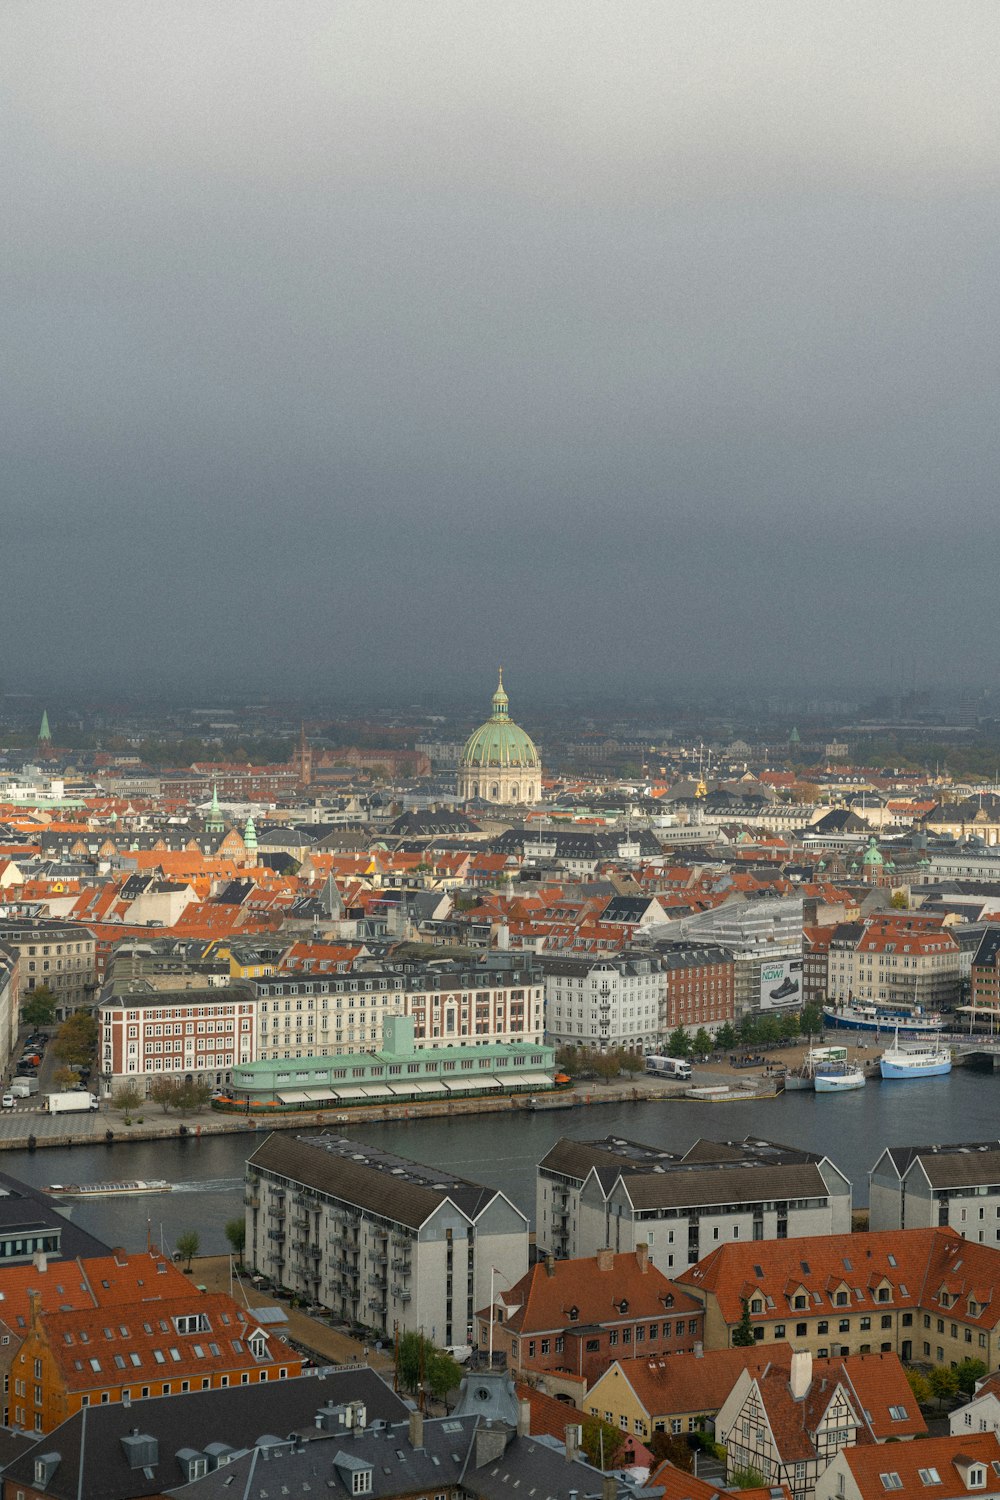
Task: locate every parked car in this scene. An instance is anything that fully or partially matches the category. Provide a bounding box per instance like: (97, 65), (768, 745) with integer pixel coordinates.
(1, 1095), (14, 1110)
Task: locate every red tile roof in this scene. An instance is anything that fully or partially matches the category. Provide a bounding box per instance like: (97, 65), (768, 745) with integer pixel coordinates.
(487, 1251), (701, 1336)
(838, 1431), (1000, 1500)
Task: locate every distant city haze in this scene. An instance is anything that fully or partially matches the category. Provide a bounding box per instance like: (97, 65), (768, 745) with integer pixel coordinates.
(4, 3), (999, 697)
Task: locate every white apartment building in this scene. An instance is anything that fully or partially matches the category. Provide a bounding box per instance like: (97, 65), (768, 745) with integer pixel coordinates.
(98, 983), (258, 1091)
(254, 956), (543, 1060)
(541, 954), (662, 1053)
(870, 1143), (1000, 1240)
(245, 1132), (528, 1343)
(536, 1136), (851, 1273)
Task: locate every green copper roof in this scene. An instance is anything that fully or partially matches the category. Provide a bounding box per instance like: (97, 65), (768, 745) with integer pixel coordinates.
(460, 670), (539, 770)
(862, 836), (884, 865)
(38, 710), (51, 741)
(244, 815), (258, 849)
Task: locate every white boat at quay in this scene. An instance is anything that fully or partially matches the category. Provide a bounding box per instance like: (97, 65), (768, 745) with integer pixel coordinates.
(785, 1045), (865, 1092)
(813, 1060), (866, 1093)
(879, 1029), (952, 1081)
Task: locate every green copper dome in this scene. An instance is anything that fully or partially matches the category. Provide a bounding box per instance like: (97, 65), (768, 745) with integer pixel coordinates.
(460, 670), (539, 770)
(862, 836), (884, 866)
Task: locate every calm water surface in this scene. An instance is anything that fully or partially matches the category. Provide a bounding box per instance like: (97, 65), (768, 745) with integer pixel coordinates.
(3, 1069), (996, 1254)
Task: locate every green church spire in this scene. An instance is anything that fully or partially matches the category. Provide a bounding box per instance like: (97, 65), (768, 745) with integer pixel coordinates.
(38, 710), (51, 742)
(205, 781), (225, 834)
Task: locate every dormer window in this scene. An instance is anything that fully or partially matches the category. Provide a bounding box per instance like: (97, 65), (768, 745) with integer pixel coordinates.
(966, 1466), (986, 1489)
(353, 1472), (372, 1496)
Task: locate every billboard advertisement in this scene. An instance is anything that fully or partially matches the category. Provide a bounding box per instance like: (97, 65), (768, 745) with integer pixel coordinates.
(759, 957), (803, 1010)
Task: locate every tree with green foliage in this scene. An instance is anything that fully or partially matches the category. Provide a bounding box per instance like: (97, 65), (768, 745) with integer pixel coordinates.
(175, 1080), (212, 1113)
(176, 1230), (200, 1271)
(395, 1332), (460, 1403)
(692, 1028), (713, 1058)
(54, 1012), (98, 1067)
(666, 1027), (692, 1058)
(906, 1367), (932, 1405)
(53, 1066), (81, 1091)
(592, 1050), (622, 1083)
(732, 1299), (756, 1347)
(715, 1022), (737, 1051)
(426, 1347), (463, 1407)
(890, 889), (909, 910)
(928, 1365), (959, 1408)
(779, 1011), (800, 1040)
(618, 1048), (645, 1078)
(955, 1358), (989, 1397)
(756, 1015), (782, 1046)
(799, 1002), (824, 1036)
(581, 1414), (626, 1470)
(112, 1084), (143, 1112)
(21, 987), (57, 1027)
(395, 1330), (423, 1394)
(149, 1077), (181, 1113)
(739, 1013), (760, 1043)
(731, 1466), (766, 1489)
(225, 1218), (246, 1258)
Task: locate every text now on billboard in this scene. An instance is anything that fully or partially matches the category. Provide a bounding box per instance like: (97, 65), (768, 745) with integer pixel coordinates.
(759, 958), (803, 1010)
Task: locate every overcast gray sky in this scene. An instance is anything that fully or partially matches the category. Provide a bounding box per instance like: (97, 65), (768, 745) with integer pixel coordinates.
(4, 2), (999, 701)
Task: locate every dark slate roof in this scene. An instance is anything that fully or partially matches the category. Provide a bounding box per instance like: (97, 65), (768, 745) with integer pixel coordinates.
(166, 1416), (481, 1500)
(248, 1133), (501, 1229)
(622, 1161), (829, 1212)
(386, 809), (482, 837)
(972, 926), (1000, 969)
(0, 1169), (111, 1260)
(2, 1369), (407, 1500)
(905, 1144), (1000, 1190)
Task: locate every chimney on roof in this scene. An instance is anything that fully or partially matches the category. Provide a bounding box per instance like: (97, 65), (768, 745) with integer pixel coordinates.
(790, 1349), (812, 1401)
(564, 1423), (582, 1462)
(596, 1248), (614, 1273)
(636, 1242), (649, 1274)
(408, 1409), (424, 1451)
(517, 1398), (531, 1438)
(694, 1341), (703, 1358)
(602, 1476), (617, 1500)
(32, 1251), (49, 1274)
(545, 1254), (556, 1278)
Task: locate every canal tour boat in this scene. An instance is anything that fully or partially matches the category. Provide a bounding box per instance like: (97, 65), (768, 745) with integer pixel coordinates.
(879, 1030), (952, 1081)
(46, 1180), (171, 1198)
(822, 999), (945, 1036)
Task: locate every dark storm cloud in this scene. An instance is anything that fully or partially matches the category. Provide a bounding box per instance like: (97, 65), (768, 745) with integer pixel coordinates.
(3, 2), (999, 699)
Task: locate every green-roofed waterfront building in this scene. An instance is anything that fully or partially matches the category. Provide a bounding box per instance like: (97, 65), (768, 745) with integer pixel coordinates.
(230, 1013), (555, 1108)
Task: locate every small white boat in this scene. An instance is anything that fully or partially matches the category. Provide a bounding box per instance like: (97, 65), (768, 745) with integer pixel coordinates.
(814, 1062), (866, 1093)
(879, 1029), (952, 1081)
(786, 1045), (864, 1092)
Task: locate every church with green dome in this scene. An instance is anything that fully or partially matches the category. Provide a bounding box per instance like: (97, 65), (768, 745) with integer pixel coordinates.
(457, 670), (542, 806)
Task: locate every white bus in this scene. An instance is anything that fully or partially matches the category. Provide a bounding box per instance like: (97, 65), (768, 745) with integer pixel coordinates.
(645, 1055), (692, 1080)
